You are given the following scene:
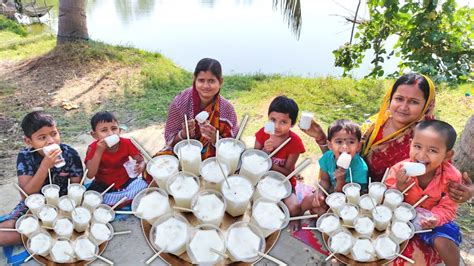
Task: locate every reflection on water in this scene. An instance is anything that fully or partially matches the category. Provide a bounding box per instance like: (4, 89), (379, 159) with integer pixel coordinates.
(114, 0), (156, 26)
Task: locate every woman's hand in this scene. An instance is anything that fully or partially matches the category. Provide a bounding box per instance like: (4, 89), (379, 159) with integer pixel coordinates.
(181, 119), (196, 139)
(300, 120), (326, 143)
(448, 172), (473, 203)
(199, 123), (217, 144)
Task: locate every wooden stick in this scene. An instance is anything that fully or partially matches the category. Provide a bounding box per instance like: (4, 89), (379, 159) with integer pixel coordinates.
(216, 130), (219, 144)
(316, 182), (329, 197)
(381, 168), (390, 183)
(111, 197), (128, 210)
(146, 249), (165, 264)
(289, 214), (318, 221)
(414, 229), (432, 234)
(178, 148), (184, 172)
(370, 197), (379, 214)
(325, 253), (335, 261)
(48, 169), (52, 185)
(342, 224), (354, 228)
(41, 225), (53, 230)
(130, 137), (153, 161)
(235, 114), (249, 141)
(114, 230), (132, 235)
(369, 176), (371, 187)
(0, 228), (18, 232)
(281, 158), (312, 183)
(209, 248), (228, 258)
(95, 254), (114, 265)
(67, 178), (70, 188)
(80, 169), (89, 185)
(173, 206), (193, 212)
(68, 199), (78, 216)
(349, 167), (353, 183)
(268, 137), (292, 158)
(101, 183), (115, 196)
(301, 227), (320, 231)
(29, 148), (42, 153)
(256, 251), (287, 266)
(396, 253), (415, 264)
(24, 253), (36, 263)
(216, 158), (231, 189)
(13, 183), (28, 198)
(115, 211), (135, 215)
(401, 182), (416, 195)
(413, 195), (429, 208)
(184, 114), (190, 145)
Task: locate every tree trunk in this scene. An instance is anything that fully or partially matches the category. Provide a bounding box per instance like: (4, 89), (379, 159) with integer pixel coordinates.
(57, 0), (88, 44)
(453, 115), (474, 179)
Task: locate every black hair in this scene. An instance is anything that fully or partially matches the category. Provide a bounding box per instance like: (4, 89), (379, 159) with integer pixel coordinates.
(90, 111), (118, 131)
(327, 119), (362, 141)
(390, 73), (431, 102)
(414, 120), (457, 150)
(21, 111), (56, 138)
(268, 96), (299, 125)
(193, 58), (222, 81)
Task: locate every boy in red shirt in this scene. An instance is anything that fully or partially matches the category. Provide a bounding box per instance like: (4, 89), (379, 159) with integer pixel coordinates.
(85, 111), (147, 205)
(254, 96), (306, 230)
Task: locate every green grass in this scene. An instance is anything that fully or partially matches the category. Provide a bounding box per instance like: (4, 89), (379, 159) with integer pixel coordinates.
(0, 15), (28, 36)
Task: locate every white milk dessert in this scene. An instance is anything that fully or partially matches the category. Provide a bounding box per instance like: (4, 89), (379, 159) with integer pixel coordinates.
(328, 230), (353, 255)
(239, 149), (271, 186)
(221, 175), (254, 217)
(167, 172), (200, 209)
(254, 171), (291, 202)
(351, 238), (375, 262)
(383, 189), (404, 210)
(38, 205), (58, 228)
(43, 144), (66, 168)
(369, 182), (387, 205)
(58, 196), (77, 217)
(187, 228), (226, 264)
(53, 218), (74, 239)
(152, 216), (189, 256)
(71, 207), (91, 232)
(394, 203), (416, 222)
(375, 235), (398, 259)
(390, 221), (414, 244)
(147, 155), (179, 189)
(74, 237), (97, 260)
(200, 158), (230, 191)
(16, 215), (40, 237)
(325, 192), (346, 216)
(68, 184), (85, 206)
(42, 184), (60, 206)
(316, 213), (341, 236)
(82, 191), (102, 212)
(226, 222), (265, 262)
(251, 200), (289, 237)
(372, 205), (393, 231)
(359, 194), (377, 216)
(336, 152), (352, 169)
(25, 194), (45, 216)
(354, 216), (375, 237)
(216, 138), (245, 174)
(90, 223), (113, 245)
(51, 239), (74, 263)
(174, 140), (203, 176)
(134, 189), (170, 224)
(28, 232), (52, 256)
(93, 205), (114, 224)
(343, 183), (361, 205)
(339, 204), (359, 226)
(192, 191), (226, 227)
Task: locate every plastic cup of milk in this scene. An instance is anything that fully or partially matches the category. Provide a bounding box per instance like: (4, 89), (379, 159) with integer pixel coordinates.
(221, 175), (254, 217)
(200, 157), (230, 191)
(123, 159), (138, 178)
(82, 190), (103, 212)
(239, 149), (272, 186)
(374, 234), (399, 260)
(174, 139), (203, 176)
(389, 221), (415, 244)
(351, 236), (376, 262)
(316, 213), (341, 236)
(325, 192), (347, 216)
(336, 152), (352, 169)
(89, 222), (114, 245)
(342, 183), (361, 205)
(186, 224), (226, 265)
(167, 171), (200, 209)
(51, 238), (75, 263)
(41, 184), (60, 206)
(73, 235), (99, 261)
(191, 190), (227, 227)
(58, 195), (77, 218)
(15, 214), (40, 237)
(354, 215), (375, 237)
(369, 182), (387, 205)
(150, 213), (190, 256)
(27, 230), (52, 257)
(372, 205), (393, 231)
(216, 138), (246, 174)
(25, 193), (45, 216)
(250, 198), (290, 238)
(328, 228), (353, 255)
(132, 187), (170, 224)
(38, 204), (58, 228)
(403, 162), (426, 176)
(299, 111), (314, 130)
(264, 121), (275, 135)
(383, 189), (404, 210)
(195, 111), (209, 124)
(67, 183), (86, 206)
(92, 204), (115, 224)
(254, 171), (292, 203)
(358, 194), (377, 216)
(339, 203), (359, 226)
(53, 217), (74, 239)
(43, 143), (66, 168)
(226, 221), (266, 262)
(146, 155), (179, 189)
(393, 202), (416, 222)
(104, 134), (120, 147)
(71, 206), (92, 233)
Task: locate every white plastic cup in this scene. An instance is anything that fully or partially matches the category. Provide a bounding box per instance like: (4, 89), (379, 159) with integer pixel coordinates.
(239, 149), (272, 186)
(67, 183), (86, 206)
(354, 215), (375, 237)
(71, 206), (92, 233)
(173, 139), (203, 176)
(53, 217), (74, 239)
(339, 203), (359, 226)
(37, 204), (58, 228)
(393, 202), (416, 222)
(150, 213), (190, 256)
(123, 159), (138, 178)
(389, 221), (415, 244)
(358, 194), (377, 216)
(104, 134), (120, 147)
(383, 189), (404, 210)
(226, 221), (266, 262)
(351, 236), (375, 262)
(92, 204), (115, 224)
(41, 184), (60, 206)
(186, 224), (226, 265)
(82, 190), (103, 212)
(167, 171), (200, 209)
(254, 171), (292, 203)
(403, 162), (426, 176)
(146, 155), (179, 189)
(336, 152), (352, 169)
(216, 138), (246, 174)
(132, 187), (171, 224)
(25, 193), (45, 216)
(50, 238), (75, 263)
(195, 111), (209, 124)
(43, 144), (66, 168)
(73, 235), (99, 261)
(328, 228), (353, 255)
(27, 230), (52, 257)
(264, 121), (275, 134)
(250, 198), (290, 238)
(316, 213), (341, 236)
(368, 182), (387, 205)
(372, 205), (393, 231)
(374, 235), (399, 260)
(89, 222), (114, 245)
(342, 183), (361, 205)
(299, 111), (314, 130)
(221, 175), (254, 217)
(58, 195), (77, 218)
(15, 214), (40, 237)
(325, 192), (347, 216)
(191, 190), (227, 227)
(200, 157), (230, 192)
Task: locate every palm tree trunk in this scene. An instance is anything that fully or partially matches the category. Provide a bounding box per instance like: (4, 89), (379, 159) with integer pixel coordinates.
(57, 0), (88, 44)
(454, 115), (474, 178)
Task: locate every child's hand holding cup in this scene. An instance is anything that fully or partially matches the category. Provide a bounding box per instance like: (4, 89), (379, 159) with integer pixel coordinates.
(123, 158), (138, 178)
(43, 144), (66, 168)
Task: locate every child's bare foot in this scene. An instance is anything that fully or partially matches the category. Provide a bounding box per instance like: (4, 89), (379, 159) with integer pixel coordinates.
(287, 220), (301, 232)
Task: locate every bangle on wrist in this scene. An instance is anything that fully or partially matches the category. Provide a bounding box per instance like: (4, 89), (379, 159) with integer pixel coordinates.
(178, 131), (184, 140)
